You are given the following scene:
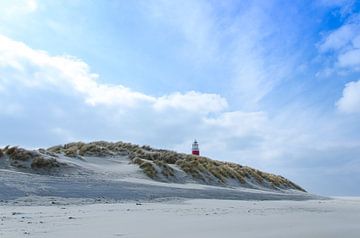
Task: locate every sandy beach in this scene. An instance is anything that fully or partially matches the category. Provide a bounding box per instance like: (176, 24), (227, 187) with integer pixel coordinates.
(1, 198), (359, 238)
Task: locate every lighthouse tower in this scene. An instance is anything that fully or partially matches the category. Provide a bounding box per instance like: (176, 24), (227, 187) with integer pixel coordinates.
(192, 140), (200, 155)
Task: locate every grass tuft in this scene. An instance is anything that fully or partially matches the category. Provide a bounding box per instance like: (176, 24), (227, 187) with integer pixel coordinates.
(154, 160), (174, 177)
(139, 161), (157, 178)
(5, 147), (34, 161)
(31, 157), (61, 169)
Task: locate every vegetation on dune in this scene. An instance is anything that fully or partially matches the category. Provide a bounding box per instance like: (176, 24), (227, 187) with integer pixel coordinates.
(139, 161), (157, 178)
(31, 157), (61, 169)
(46, 141), (181, 179)
(44, 141), (304, 191)
(3, 146), (36, 161)
(45, 141), (305, 191)
(0, 141), (305, 192)
(175, 157), (205, 181)
(175, 157), (244, 183)
(130, 157), (174, 178)
(131, 157), (157, 178)
(174, 155), (304, 191)
(1, 146), (62, 170)
(154, 159), (175, 177)
(48, 141), (134, 157)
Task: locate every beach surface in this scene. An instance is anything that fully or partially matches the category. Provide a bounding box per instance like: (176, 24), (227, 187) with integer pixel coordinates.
(1, 197), (359, 238)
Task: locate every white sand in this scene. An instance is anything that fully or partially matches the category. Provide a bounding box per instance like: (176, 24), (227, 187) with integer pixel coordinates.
(1, 198), (359, 238)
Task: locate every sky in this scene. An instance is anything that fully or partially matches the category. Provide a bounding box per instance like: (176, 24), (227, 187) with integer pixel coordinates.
(0, 0), (360, 196)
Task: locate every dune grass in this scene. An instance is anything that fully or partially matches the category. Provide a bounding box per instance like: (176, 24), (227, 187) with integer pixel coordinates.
(31, 157), (61, 169)
(1, 146), (62, 170)
(4, 147), (34, 161)
(174, 156), (305, 191)
(154, 160), (175, 177)
(139, 161), (157, 178)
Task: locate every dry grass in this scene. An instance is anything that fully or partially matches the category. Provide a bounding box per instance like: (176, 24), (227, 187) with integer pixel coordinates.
(31, 157), (61, 169)
(154, 160), (174, 177)
(175, 158), (205, 181)
(48, 141), (140, 158)
(4, 146), (18, 156)
(139, 161), (157, 178)
(4, 147), (35, 161)
(1, 146), (63, 171)
(46, 145), (63, 153)
(47, 141), (180, 162)
(131, 157), (159, 178)
(46, 141), (181, 179)
(131, 157), (175, 179)
(175, 156), (228, 183)
(173, 156), (305, 191)
(132, 157), (144, 166)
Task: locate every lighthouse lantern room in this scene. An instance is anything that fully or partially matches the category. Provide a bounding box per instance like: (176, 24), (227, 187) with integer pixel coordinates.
(192, 140), (200, 155)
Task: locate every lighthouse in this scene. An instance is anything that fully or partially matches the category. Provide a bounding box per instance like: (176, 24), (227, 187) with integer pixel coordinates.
(192, 140), (200, 155)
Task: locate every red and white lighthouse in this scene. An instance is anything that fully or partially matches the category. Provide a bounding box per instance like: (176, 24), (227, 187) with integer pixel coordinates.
(192, 140), (200, 155)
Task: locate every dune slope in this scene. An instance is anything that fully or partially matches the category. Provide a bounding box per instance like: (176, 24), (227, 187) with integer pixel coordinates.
(0, 141), (317, 202)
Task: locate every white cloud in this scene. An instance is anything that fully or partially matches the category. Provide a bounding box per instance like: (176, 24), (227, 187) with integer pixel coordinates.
(154, 91), (227, 113)
(319, 14), (360, 70)
(0, 35), (229, 112)
(336, 80), (360, 113)
(204, 111), (267, 137)
(0, 0), (37, 18)
(319, 24), (358, 52)
(0, 35), (152, 108)
(338, 49), (360, 69)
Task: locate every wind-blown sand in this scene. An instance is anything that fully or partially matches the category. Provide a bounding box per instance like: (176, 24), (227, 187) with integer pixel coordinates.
(1, 198), (359, 238)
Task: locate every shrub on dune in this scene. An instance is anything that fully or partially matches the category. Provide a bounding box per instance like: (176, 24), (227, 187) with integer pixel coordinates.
(132, 157), (144, 166)
(139, 161), (157, 178)
(5, 147), (34, 161)
(64, 146), (78, 157)
(47, 145), (63, 153)
(154, 160), (174, 177)
(31, 157), (61, 169)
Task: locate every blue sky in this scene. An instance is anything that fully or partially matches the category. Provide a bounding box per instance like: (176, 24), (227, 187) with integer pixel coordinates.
(1, 0), (360, 196)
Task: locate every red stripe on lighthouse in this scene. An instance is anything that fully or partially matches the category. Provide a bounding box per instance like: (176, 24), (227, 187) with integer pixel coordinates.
(192, 150), (199, 155)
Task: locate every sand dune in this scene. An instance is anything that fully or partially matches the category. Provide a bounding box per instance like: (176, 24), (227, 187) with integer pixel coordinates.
(0, 142), (315, 202)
